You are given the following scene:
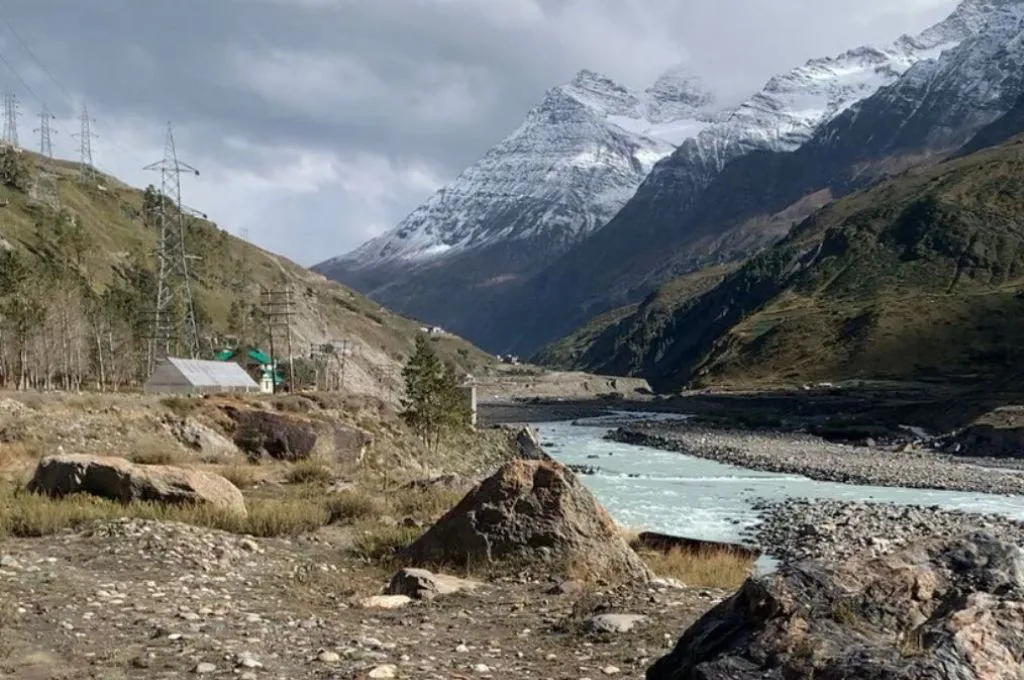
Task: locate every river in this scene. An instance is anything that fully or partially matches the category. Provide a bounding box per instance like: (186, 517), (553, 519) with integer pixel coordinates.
(534, 413), (1024, 570)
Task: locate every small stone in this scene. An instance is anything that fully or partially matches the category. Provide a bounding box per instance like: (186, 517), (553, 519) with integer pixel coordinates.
(361, 595), (413, 610)
(316, 650), (340, 663)
(455, 644), (470, 653)
(368, 664), (397, 679)
(473, 664), (491, 673)
(235, 652), (262, 668)
(602, 666), (620, 675)
(193, 662), (216, 674)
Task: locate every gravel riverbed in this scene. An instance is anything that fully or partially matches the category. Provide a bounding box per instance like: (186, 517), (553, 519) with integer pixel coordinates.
(610, 425), (1024, 496)
(751, 498), (1024, 563)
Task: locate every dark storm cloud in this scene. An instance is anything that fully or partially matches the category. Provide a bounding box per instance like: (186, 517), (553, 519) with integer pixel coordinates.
(0, 0), (956, 262)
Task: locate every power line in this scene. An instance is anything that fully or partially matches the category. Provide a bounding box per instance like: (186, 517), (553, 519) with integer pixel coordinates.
(0, 0), (75, 108)
(0, 47), (42, 109)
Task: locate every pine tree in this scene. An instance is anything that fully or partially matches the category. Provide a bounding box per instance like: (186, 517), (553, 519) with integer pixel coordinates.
(400, 334), (470, 451)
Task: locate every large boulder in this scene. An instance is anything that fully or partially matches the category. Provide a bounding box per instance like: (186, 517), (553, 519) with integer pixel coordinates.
(162, 415), (240, 459)
(400, 459), (652, 582)
(647, 532), (1024, 679)
(27, 454), (247, 516)
(227, 409), (319, 461)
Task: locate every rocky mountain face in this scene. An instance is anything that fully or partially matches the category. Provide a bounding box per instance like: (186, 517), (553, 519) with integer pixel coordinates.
(314, 68), (725, 334)
(568, 129), (1024, 392)
(510, 0), (1024, 357)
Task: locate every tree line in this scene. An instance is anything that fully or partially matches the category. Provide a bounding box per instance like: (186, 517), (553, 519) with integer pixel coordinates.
(0, 146), (255, 391)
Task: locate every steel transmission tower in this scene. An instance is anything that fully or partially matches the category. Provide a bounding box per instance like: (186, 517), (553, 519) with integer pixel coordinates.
(2, 92), (20, 147)
(30, 107), (59, 209)
(71, 104), (97, 183)
(34, 108), (54, 156)
(144, 122), (202, 372)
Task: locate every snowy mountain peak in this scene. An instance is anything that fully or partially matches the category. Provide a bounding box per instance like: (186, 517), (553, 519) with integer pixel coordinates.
(644, 63), (718, 122)
(916, 0), (1024, 48)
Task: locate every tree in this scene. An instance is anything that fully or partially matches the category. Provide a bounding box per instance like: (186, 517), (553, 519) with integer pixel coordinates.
(399, 334), (470, 452)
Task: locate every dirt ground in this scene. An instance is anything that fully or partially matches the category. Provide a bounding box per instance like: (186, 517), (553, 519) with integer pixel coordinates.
(0, 391), (731, 680)
(0, 519), (726, 679)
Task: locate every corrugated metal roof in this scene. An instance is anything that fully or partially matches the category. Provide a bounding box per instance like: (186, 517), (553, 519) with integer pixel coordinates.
(163, 357), (259, 388)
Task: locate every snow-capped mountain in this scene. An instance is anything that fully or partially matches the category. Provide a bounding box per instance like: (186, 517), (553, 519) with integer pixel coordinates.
(317, 0), (1014, 357)
(497, 0), (1024, 357)
(319, 66), (725, 274)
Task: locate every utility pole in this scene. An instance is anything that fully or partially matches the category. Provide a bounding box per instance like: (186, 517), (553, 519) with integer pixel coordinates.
(2, 92), (20, 147)
(259, 287), (295, 393)
(144, 122), (201, 374)
(72, 104), (97, 184)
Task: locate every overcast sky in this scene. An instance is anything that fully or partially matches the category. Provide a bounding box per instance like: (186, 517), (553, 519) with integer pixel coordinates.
(0, 0), (958, 265)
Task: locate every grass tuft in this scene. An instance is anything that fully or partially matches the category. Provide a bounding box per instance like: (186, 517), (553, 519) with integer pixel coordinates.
(351, 521), (422, 562)
(284, 459), (334, 485)
(324, 490), (384, 524)
(636, 546), (755, 590)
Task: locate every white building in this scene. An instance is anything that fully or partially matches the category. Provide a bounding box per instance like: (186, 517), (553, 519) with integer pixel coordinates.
(143, 357), (260, 395)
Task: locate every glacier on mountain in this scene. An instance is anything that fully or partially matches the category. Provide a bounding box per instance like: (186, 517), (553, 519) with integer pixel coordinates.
(322, 65), (726, 271)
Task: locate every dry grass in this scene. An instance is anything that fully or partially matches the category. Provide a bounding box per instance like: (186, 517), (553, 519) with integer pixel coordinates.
(0, 441), (44, 471)
(350, 521), (423, 562)
(284, 458), (334, 485)
(0, 482), (335, 539)
(125, 434), (184, 466)
(216, 462), (260, 489)
(324, 490), (384, 524)
(636, 546), (755, 590)
(385, 486), (464, 521)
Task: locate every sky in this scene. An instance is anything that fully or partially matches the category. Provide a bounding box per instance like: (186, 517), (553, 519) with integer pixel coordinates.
(0, 0), (959, 266)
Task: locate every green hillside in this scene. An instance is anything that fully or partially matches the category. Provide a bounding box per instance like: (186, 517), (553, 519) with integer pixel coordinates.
(548, 134), (1024, 393)
(534, 264), (738, 372)
(0, 146), (493, 392)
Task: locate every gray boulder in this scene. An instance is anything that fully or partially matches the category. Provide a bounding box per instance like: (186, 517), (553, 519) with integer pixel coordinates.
(28, 454), (246, 516)
(647, 532), (1024, 679)
(400, 459), (652, 582)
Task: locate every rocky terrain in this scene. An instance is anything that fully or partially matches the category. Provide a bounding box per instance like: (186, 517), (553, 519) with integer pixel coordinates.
(0, 391), (747, 679)
(648, 532), (1024, 679)
(753, 498), (1024, 564)
(610, 423), (1024, 495)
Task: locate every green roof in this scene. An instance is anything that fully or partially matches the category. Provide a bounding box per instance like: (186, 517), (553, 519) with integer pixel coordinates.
(215, 347), (273, 365)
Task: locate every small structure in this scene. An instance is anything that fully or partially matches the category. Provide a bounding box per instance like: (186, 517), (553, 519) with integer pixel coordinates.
(143, 357), (259, 395)
(458, 383), (477, 429)
(214, 346), (284, 394)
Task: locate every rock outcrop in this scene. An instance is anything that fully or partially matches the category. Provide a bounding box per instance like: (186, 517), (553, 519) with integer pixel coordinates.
(27, 454), (247, 516)
(227, 409), (319, 461)
(510, 427), (552, 461)
(400, 459), (652, 582)
(647, 532), (1024, 679)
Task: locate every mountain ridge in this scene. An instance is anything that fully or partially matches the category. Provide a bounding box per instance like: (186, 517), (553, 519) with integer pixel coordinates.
(318, 0), (1007, 357)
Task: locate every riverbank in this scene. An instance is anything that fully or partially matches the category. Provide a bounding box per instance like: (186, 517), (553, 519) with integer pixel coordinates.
(609, 425), (1024, 496)
(753, 498), (1024, 563)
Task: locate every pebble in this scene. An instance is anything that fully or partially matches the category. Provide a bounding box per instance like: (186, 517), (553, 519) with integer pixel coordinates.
(369, 664), (398, 678)
(317, 650), (341, 663)
(602, 666), (621, 675)
(193, 662), (216, 674)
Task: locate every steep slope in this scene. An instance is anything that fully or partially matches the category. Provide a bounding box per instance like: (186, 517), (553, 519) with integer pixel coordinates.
(583, 133), (1024, 392)
(314, 67), (725, 344)
(506, 0), (1024, 356)
(0, 147), (492, 396)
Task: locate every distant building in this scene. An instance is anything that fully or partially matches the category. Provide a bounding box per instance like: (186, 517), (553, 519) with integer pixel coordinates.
(143, 357), (259, 394)
(214, 346), (284, 394)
